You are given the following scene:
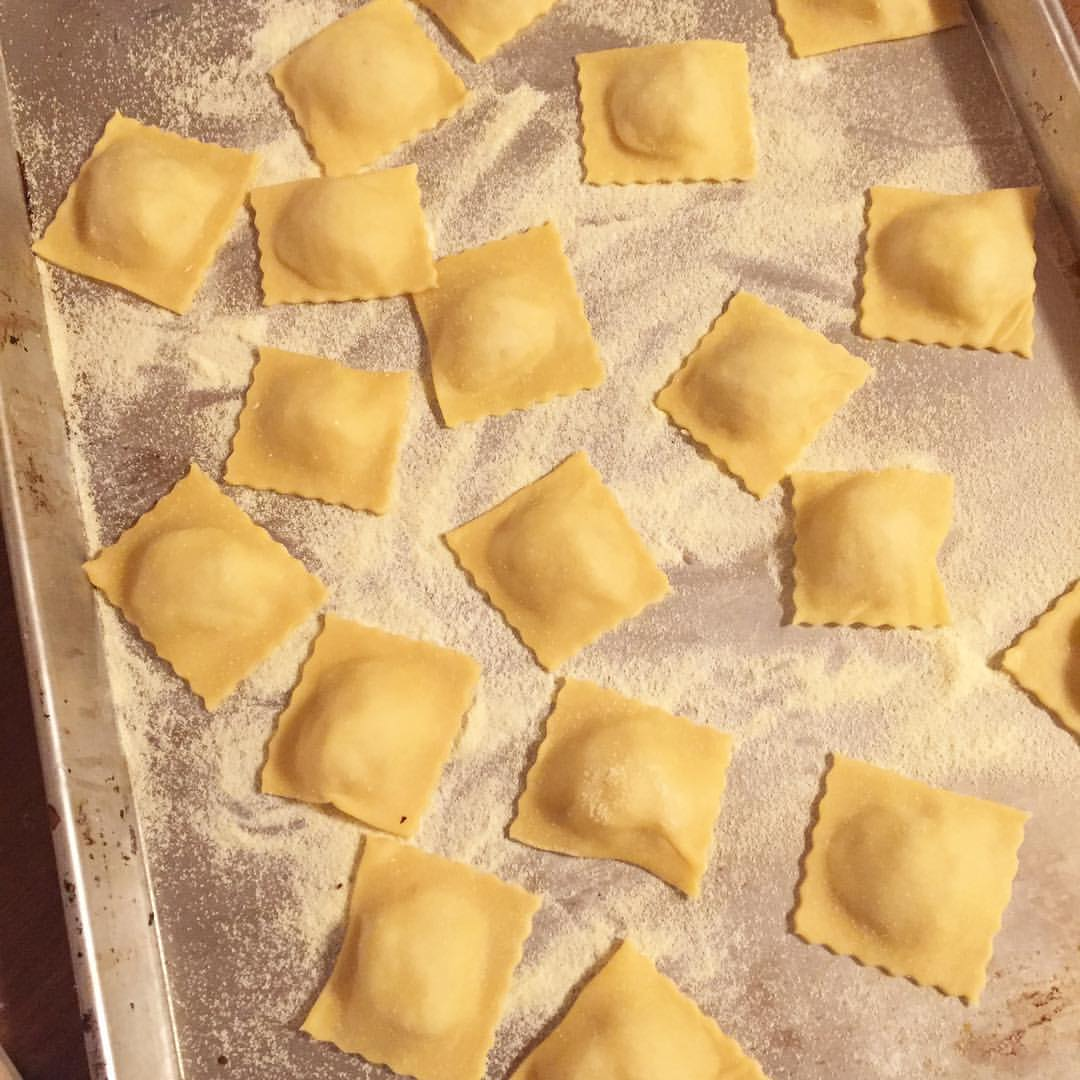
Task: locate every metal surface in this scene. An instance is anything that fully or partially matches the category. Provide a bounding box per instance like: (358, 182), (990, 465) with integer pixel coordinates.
(0, 2), (1079, 1079)
(0, 39), (181, 1080)
(970, 0), (1080, 255)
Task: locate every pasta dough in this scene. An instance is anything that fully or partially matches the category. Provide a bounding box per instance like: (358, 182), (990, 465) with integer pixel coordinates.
(444, 453), (669, 670)
(419, 0), (560, 61)
(83, 464), (326, 710)
(250, 166), (436, 304)
(262, 614), (479, 835)
(32, 112), (258, 314)
(794, 755), (1028, 1003)
(1001, 582), (1080, 739)
(860, 186), (1039, 357)
(304, 836), (539, 1080)
(224, 347), (410, 513)
(577, 41), (755, 185)
(412, 222), (604, 426)
(272, 0), (469, 176)
(656, 292), (871, 497)
(792, 469), (953, 628)
(510, 679), (733, 896)
(510, 940), (768, 1080)
(776, 0), (966, 57)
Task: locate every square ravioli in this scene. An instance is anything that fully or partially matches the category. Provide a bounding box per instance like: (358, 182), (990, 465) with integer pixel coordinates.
(776, 0), (965, 57)
(444, 453), (669, 670)
(419, 0), (560, 61)
(1001, 581), (1080, 739)
(577, 41), (755, 185)
(32, 112), (259, 314)
(262, 614), (480, 836)
(510, 940), (768, 1080)
(304, 835), (539, 1080)
(272, 0), (469, 176)
(83, 464), (326, 710)
(250, 166), (436, 304)
(656, 292), (871, 497)
(412, 222), (604, 426)
(860, 186), (1039, 357)
(224, 347), (410, 513)
(510, 679), (733, 896)
(794, 755), (1028, 1003)
(792, 469), (953, 628)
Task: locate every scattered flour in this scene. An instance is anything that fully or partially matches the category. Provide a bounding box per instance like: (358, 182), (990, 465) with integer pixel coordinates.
(6, 0), (1080, 1078)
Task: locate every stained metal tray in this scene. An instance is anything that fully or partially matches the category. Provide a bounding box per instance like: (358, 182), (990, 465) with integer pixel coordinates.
(0, 1), (1078, 1078)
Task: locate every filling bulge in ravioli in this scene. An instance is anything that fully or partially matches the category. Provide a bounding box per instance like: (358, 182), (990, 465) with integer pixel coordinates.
(825, 802), (955, 948)
(488, 494), (636, 621)
(564, 998), (720, 1080)
(276, 658), (423, 800)
(437, 278), (558, 392)
(539, 717), (690, 842)
(74, 137), (219, 269)
(126, 526), (279, 637)
(285, 29), (440, 153)
(273, 178), (404, 292)
(606, 51), (713, 158)
(875, 197), (1027, 327)
(799, 476), (938, 616)
(355, 887), (489, 1037)
(252, 369), (394, 470)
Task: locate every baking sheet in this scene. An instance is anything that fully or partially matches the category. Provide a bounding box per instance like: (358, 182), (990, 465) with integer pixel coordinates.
(2, 1), (1080, 1078)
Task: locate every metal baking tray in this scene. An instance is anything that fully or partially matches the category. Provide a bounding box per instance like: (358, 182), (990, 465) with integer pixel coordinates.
(0, 1), (1078, 1078)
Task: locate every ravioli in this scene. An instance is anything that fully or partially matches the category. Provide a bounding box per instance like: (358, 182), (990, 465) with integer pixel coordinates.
(577, 41), (756, 185)
(262, 614), (479, 835)
(225, 347), (410, 513)
(1001, 582), (1080, 739)
(792, 469), (953, 628)
(656, 292), (871, 497)
(794, 755), (1028, 1003)
(412, 222), (604, 426)
(511, 940), (768, 1080)
(860, 186), (1039, 357)
(419, 0), (560, 61)
(776, 0), (966, 57)
(32, 112), (259, 314)
(83, 464), (326, 710)
(444, 453), (669, 670)
(251, 166), (436, 304)
(272, 0), (469, 176)
(510, 679), (733, 896)
(304, 836), (539, 1080)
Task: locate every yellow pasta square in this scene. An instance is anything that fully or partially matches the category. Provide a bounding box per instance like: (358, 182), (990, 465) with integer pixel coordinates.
(419, 0), (560, 61)
(224, 347), (410, 513)
(510, 940), (768, 1080)
(860, 186), (1039, 357)
(510, 679), (733, 896)
(83, 464), (326, 710)
(413, 222), (603, 426)
(777, 0), (966, 57)
(262, 614), (479, 836)
(32, 112), (259, 314)
(273, 0), (469, 176)
(445, 453), (669, 670)
(576, 41), (755, 185)
(656, 292), (871, 498)
(304, 836), (539, 1080)
(792, 469), (953, 628)
(1001, 581), (1080, 740)
(794, 755), (1028, 1003)
(250, 166), (436, 305)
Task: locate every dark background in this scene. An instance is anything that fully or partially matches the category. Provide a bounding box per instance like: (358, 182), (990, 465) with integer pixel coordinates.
(1, 3), (1078, 1078)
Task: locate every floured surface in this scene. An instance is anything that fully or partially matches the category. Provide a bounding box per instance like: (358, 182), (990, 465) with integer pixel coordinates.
(3, 1), (1080, 1078)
